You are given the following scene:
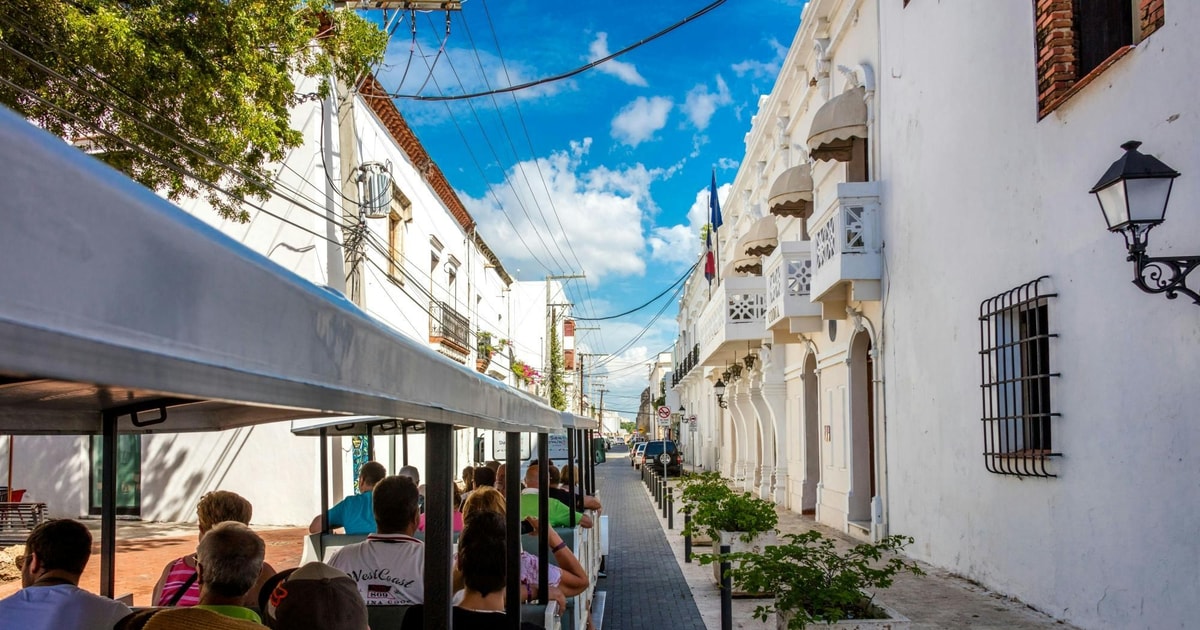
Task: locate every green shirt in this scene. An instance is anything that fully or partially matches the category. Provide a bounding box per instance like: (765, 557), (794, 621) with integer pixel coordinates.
(519, 489), (584, 528)
(196, 604), (263, 623)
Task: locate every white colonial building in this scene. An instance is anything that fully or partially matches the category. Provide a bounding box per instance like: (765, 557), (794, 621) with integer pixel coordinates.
(671, 0), (1196, 627)
(2, 72), (545, 526)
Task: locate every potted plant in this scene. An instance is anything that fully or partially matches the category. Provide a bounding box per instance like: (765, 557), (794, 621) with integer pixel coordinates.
(475, 331), (508, 372)
(684, 472), (779, 590)
(724, 530), (924, 629)
(678, 471), (734, 546)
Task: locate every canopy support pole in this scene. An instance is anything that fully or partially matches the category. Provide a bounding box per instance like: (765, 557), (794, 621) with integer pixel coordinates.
(504, 432), (522, 629)
(99, 410), (118, 598)
(566, 428), (576, 527)
(424, 423), (453, 630)
(320, 427), (330, 534)
(537, 435), (549, 604)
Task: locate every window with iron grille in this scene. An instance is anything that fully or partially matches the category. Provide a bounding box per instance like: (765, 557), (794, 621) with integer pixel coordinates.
(978, 276), (1060, 478)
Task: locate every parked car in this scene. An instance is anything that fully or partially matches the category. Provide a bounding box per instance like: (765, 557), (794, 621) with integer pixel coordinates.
(631, 442), (647, 468)
(642, 440), (682, 475)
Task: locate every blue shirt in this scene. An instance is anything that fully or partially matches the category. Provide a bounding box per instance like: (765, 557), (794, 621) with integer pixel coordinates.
(0, 584), (131, 630)
(328, 490), (376, 534)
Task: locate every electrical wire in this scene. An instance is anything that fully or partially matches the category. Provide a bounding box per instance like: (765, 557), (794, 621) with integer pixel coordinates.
(385, 0), (729, 101)
(574, 262), (697, 321)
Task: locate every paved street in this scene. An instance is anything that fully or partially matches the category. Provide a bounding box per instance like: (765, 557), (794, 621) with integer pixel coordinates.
(596, 444), (1075, 630)
(596, 445), (707, 630)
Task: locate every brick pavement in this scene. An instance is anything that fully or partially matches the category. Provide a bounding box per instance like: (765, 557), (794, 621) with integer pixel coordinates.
(595, 446), (707, 630)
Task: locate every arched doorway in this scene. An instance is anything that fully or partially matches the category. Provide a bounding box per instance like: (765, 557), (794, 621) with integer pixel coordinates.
(801, 352), (819, 514)
(847, 333), (875, 525)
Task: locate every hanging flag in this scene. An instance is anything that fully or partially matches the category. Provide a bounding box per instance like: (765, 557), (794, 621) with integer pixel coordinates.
(704, 224), (715, 285)
(709, 170), (723, 231)
(707, 170), (722, 285)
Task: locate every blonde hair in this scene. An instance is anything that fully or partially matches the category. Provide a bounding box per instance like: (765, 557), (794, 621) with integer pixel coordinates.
(461, 486), (506, 518)
(196, 491), (253, 532)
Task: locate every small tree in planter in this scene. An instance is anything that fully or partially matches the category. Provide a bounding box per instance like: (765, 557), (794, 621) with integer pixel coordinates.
(678, 471), (733, 545)
(693, 483), (780, 592)
(726, 531), (924, 629)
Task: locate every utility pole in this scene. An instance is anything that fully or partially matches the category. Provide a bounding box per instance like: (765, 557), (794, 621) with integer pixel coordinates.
(596, 385), (607, 425)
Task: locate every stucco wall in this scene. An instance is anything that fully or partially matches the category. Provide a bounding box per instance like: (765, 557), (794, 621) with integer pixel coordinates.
(879, 2), (1200, 627)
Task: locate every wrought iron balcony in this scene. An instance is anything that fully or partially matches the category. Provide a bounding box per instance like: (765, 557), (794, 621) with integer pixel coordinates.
(698, 275), (766, 367)
(429, 300), (470, 358)
(810, 181), (882, 316)
(764, 239), (823, 335)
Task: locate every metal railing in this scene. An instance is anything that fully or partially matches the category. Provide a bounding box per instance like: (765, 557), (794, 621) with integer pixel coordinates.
(429, 300), (470, 353)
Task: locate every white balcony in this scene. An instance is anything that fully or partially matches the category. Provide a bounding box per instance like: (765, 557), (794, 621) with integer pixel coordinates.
(810, 181), (882, 317)
(764, 239), (823, 335)
(698, 275), (766, 366)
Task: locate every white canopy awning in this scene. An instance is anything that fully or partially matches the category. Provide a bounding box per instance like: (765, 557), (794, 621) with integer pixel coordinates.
(768, 164), (814, 218)
(807, 87), (868, 162)
(0, 106), (562, 436)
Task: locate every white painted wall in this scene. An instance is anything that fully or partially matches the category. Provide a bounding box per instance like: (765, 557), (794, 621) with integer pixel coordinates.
(879, 2), (1200, 627)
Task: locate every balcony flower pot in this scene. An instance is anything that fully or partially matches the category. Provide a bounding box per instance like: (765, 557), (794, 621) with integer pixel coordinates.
(725, 531), (924, 630)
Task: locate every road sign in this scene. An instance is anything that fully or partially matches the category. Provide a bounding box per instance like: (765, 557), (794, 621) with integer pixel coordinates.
(687, 414), (698, 424)
(656, 406), (671, 420)
(657, 420), (670, 427)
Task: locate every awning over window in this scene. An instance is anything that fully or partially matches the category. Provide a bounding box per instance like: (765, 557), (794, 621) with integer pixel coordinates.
(741, 216), (779, 257)
(768, 164), (814, 218)
(807, 87), (867, 162)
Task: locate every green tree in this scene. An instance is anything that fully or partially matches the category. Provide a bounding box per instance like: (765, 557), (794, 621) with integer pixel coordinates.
(548, 318), (566, 410)
(0, 0), (386, 221)
(620, 420), (635, 434)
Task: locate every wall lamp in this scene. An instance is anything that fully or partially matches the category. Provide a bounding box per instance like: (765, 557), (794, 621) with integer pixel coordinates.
(713, 379), (728, 408)
(1091, 141), (1198, 305)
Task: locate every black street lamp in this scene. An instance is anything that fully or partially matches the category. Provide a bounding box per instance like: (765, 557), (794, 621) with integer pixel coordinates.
(714, 379), (727, 409)
(1091, 140), (1199, 304)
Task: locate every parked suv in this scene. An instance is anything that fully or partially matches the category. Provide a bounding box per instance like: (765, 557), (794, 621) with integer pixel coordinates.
(642, 440), (682, 475)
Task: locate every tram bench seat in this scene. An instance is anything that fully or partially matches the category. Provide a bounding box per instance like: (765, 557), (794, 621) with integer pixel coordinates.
(303, 531), (460, 564)
(519, 527), (576, 566)
(366, 604), (411, 629)
(361, 603), (555, 629)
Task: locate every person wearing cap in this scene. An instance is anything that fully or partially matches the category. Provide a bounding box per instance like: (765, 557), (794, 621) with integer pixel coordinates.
(259, 562), (368, 630)
(328, 475), (424, 606)
(400, 510), (541, 630)
(309, 461), (386, 535)
(521, 460), (592, 529)
(0, 519), (131, 630)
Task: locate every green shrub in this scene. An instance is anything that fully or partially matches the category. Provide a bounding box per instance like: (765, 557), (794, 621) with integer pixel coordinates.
(726, 531), (924, 629)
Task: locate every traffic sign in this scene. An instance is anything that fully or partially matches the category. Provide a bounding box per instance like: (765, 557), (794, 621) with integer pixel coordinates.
(656, 406), (671, 420)
(687, 414), (698, 424)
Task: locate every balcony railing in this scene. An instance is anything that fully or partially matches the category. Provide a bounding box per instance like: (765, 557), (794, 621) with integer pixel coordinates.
(809, 181), (882, 307)
(672, 344), (701, 386)
(698, 275), (766, 366)
(764, 239), (822, 335)
(429, 300), (470, 357)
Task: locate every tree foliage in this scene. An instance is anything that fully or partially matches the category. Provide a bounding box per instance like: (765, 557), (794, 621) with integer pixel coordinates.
(548, 318), (566, 410)
(0, 0), (386, 220)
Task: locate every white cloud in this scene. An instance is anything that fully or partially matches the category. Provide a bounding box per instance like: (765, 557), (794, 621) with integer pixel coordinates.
(717, 157), (740, 170)
(731, 37), (788, 80)
(463, 139), (688, 283)
(588, 33), (648, 87)
(611, 96), (673, 147)
(682, 75), (733, 130)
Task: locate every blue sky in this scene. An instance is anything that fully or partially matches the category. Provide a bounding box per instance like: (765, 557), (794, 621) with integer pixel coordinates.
(378, 0), (804, 420)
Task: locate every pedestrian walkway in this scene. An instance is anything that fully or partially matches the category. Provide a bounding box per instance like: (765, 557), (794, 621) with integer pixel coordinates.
(595, 446), (706, 630)
(602, 443), (1077, 630)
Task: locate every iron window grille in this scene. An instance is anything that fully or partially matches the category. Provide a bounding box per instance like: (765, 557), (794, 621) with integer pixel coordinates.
(978, 276), (1061, 478)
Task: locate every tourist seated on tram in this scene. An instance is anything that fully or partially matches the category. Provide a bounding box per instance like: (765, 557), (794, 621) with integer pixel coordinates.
(328, 475), (424, 606)
(459, 487), (589, 607)
(152, 491), (277, 608)
(400, 510), (541, 630)
(309, 462), (387, 535)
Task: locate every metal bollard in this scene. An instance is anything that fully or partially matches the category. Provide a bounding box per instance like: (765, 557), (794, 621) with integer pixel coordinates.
(720, 544), (732, 630)
(684, 510), (692, 562)
(667, 490), (674, 529)
(662, 484), (668, 519)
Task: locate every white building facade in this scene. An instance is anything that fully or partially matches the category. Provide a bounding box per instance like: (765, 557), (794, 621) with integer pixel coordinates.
(4, 73), (543, 526)
(671, 0), (1198, 627)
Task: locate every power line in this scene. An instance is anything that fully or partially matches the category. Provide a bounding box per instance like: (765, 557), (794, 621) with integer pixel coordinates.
(385, 0), (729, 101)
(574, 262), (697, 321)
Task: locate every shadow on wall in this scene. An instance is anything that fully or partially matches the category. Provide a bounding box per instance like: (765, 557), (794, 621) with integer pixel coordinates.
(9, 435), (87, 519)
(142, 427), (259, 523)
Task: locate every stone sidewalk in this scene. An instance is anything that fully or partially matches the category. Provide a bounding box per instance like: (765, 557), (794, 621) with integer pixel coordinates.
(633, 464), (1076, 629)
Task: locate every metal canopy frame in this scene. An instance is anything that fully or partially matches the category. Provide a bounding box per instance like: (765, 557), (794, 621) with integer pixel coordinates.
(0, 105), (564, 628)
